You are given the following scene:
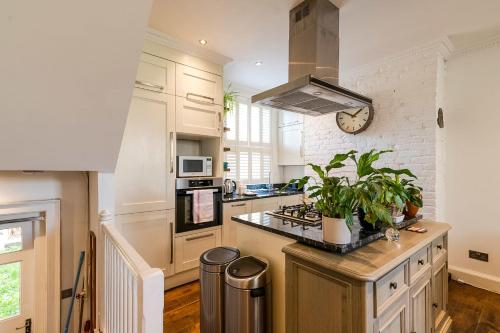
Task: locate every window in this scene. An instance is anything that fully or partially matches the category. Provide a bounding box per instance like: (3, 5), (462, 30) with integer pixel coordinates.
(224, 100), (273, 184)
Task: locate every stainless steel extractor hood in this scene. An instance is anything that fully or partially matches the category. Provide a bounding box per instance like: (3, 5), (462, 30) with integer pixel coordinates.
(251, 0), (373, 116)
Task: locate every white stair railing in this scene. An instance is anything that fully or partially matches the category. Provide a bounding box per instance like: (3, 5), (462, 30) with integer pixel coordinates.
(101, 211), (164, 333)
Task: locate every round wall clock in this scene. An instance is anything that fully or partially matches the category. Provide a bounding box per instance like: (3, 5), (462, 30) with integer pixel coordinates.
(336, 106), (374, 134)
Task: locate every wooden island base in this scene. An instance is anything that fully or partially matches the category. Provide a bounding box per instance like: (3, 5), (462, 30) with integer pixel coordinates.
(283, 220), (452, 333)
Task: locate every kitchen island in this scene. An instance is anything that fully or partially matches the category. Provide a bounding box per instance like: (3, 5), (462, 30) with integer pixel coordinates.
(229, 213), (452, 333)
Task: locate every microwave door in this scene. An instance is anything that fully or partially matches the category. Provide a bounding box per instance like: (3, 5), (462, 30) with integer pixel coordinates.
(181, 158), (206, 177)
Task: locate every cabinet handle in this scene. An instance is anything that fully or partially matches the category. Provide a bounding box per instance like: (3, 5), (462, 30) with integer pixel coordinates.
(231, 203), (246, 207)
(186, 233), (214, 241)
(433, 302), (438, 308)
(418, 259), (425, 265)
(186, 92), (215, 104)
(135, 80), (164, 91)
(170, 132), (174, 174)
(437, 244), (443, 250)
(169, 222), (174, 264)
(389, 282), (398, 290)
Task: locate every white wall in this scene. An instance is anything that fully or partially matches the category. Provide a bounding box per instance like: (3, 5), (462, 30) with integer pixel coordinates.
(443, 44), (500, 292)
(0, 0), (153, 171)
(0, 172), (89, 332)
(303, 42), (449, 218)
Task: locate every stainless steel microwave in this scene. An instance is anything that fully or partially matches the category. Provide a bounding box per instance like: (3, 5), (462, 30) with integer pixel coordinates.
(177, 156), (213, 177)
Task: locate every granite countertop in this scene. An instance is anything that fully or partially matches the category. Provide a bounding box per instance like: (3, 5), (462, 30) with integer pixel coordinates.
(231, 212), (422, 254)
(222, 190), (303, 203)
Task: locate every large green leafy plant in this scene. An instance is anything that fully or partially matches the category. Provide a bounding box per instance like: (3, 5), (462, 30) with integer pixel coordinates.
(353, 150), (417, 226)
(284, 149), (422, 230)
(285, 151), (358, 229)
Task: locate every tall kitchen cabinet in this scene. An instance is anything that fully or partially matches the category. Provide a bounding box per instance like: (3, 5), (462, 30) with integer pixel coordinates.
(114, 53), (177, 278)
(114, 39), (224, 288)
(278, 110), (305, 165)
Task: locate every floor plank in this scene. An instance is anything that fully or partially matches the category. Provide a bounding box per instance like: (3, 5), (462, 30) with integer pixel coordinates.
(163, 279), (500, 333)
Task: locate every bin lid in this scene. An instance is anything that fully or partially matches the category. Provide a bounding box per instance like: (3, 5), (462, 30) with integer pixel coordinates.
(225, 256), (271, 289)
(200, 247), (240, 273)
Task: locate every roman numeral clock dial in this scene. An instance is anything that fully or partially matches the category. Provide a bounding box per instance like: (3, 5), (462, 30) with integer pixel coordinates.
(335, 107), (374, 134)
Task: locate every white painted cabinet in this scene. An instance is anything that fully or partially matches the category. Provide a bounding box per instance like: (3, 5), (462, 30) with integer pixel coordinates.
(223, 201), (252, 247)
(174, 228), (222, 273)
(175, 96), (222, 137)
(279, 110), (304, 127)
(278, 124), (305, 165)
(175, 64), (223, 105)
(251, 197), (280, 212)
(115, 209), (175, 277)
(279, 194), (304, 208)
(135, 53), (175, 95)
(114, 88), (176, 214)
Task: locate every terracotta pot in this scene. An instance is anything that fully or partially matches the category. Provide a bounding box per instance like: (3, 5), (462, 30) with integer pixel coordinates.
(404, 201), (420, 219)
(322, 216), (351, 244)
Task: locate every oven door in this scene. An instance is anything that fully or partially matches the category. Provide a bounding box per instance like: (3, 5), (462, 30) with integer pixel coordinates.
(175, 187), (222, 233)
(177, 156), (207, 177)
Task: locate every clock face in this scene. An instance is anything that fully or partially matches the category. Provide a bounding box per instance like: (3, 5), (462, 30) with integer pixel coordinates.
(336, 107), (374, 134)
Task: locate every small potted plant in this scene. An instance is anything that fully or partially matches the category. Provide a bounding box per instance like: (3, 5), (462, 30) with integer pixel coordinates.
(402, 178), (423, 218)
(285, 151), (358, 244)
(353, 150), (416, 229)
(223, 83), (238, 117)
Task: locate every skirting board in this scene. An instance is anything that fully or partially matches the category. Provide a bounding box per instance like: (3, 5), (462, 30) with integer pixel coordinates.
(449, 265), (500, 294)
(165, 268), (199, 290)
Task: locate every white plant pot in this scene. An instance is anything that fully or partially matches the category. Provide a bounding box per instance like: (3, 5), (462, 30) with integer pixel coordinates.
(322, 216), (351, 244)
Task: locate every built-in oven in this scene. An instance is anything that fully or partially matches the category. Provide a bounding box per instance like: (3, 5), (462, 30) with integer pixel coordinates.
(175, 177), (222, 233)
(177, 156), (213, 177)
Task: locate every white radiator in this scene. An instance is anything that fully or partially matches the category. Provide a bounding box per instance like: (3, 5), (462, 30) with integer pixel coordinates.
(102, 222), (164, 333)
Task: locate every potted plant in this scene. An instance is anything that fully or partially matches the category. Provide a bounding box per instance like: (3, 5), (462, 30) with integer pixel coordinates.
(353, 150), (416, 229)
(285, 151), (358, 244)
(223, 83), (238, 117)
(401, 178), (423, 218)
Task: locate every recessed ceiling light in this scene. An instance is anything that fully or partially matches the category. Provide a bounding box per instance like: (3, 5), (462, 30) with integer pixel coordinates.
(255, 61), (263, 66)
(199, 39), (207, 46)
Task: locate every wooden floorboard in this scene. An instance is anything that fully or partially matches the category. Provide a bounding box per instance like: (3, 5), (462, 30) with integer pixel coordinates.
(163, 279), (500, 333)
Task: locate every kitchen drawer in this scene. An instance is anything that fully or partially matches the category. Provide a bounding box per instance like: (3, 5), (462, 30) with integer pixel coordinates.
(176, 63), (223, 105)
(409, 245), (431, 284)
(251, 197), (280, 212)
(432, 235), (446, 263)
(174, 228), (221, 273)
(375, 261), (409, 315)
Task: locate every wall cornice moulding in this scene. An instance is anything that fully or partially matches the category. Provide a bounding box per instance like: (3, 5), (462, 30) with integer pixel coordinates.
(342, 37), (454, 78)
(145, 28), (233, 66)
(449, 33), (500, 59)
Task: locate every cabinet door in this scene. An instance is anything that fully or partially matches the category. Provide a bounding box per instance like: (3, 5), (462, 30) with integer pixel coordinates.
(115, 89), (175, 214)
(176, 64), (223, 105)
(251, 197), (280, 212)
(432, 259), (448, 331)
(376, 292), (410, 333)
(174, 229), (222, 273)
(135, 53), (175, 95)
(279, 194), (304, 208)
(278, 124), (304, 165)
(409, 273), (432, 333)
(176, 96), (222, 137)
(115, 210), (175, 277)
(279, 110), (304, 127)
(223, 201), (251, 247)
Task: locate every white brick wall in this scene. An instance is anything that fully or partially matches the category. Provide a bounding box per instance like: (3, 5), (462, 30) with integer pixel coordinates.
(303, 43), (449, 218)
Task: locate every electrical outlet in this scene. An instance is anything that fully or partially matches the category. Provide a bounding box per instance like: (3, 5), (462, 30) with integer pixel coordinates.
(469, 250), (489, 262)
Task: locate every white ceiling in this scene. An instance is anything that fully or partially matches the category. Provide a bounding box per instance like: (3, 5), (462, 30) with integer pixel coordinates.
(149, 0), (500, 91)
